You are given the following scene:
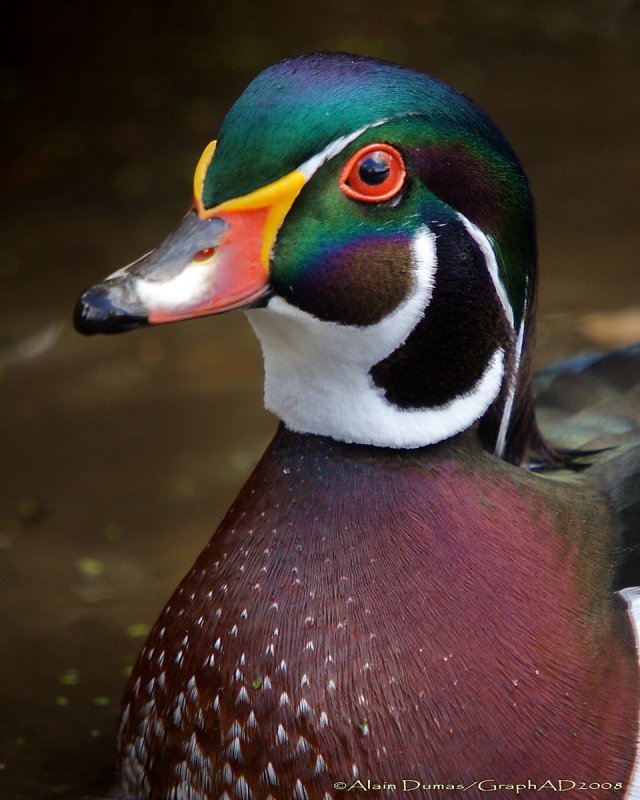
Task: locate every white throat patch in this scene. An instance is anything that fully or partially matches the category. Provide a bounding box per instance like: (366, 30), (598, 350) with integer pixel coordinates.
(246, 227), (506, 449)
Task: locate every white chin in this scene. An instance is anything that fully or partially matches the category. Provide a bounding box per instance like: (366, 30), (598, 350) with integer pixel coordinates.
(245, 228), (506, 449)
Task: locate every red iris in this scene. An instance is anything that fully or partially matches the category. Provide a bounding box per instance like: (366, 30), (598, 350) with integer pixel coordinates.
(339, 143), (406, 202)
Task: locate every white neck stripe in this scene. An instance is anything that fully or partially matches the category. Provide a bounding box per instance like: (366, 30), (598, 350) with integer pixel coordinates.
(458, 213), (515, 329)
(495, 316), (526, 458)
(454, 212), (519, 459)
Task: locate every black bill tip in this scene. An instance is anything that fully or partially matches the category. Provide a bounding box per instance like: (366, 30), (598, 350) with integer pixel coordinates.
(74, 284), (148, 335)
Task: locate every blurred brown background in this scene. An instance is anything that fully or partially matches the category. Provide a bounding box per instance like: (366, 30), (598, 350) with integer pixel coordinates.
(1, 1), (639, 796)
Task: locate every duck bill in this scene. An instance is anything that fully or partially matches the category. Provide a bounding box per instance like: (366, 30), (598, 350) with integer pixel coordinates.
(74, 149), (305, 335)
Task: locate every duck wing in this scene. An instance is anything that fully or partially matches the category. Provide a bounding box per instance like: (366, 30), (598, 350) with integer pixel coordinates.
(535, 344), (640, 589)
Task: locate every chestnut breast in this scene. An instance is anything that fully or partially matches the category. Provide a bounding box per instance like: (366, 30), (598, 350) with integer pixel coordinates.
(117, 427), (637, 798)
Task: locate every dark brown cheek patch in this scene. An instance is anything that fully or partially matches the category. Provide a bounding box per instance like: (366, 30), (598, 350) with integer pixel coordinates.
(284, 237), (413, 326)
(370, 223), (511, 409)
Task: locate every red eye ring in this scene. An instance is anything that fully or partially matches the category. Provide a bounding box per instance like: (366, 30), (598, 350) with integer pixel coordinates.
(339, 143), (406, 202)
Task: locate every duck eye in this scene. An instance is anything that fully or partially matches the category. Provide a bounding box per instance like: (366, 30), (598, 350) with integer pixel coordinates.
(339, 143), (406, 202)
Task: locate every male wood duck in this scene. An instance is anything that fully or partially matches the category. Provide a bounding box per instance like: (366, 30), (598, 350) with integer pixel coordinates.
(74, 53), (640, 799)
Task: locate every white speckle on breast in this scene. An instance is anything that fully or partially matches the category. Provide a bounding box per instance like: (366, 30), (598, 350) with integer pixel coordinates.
(225, 736), (242, 762)
(221, 762), (235, 784)
(246, 710), (257, 729)
(174, 759), (189, 781)
(276, 724), (288, 744)
(262, 761), (278, 786)
(294, 779), (309, 800)
(133, 734), (147, 763)
(235, 775), (254, 800)
(297, 698), (312, 717)
(152, 717), (164, 739)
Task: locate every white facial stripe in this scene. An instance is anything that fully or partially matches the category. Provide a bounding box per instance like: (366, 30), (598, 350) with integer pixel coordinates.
(135, 260), (217, 313)
(298, 119), (389, 182)
(455, 211), (520, 457)
(457, 213), (515, 329)
(247, 227), (506, 448)
(618, 587), (640, 800)
(494, 316), (526, 458)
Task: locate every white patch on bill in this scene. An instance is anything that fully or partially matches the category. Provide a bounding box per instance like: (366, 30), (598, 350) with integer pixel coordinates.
(135, 260), (218, 313)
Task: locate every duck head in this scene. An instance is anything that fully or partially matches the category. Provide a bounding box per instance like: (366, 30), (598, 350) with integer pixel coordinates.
(75, 52), (547, 464)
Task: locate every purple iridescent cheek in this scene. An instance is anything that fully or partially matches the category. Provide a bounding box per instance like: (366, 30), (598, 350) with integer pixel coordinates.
(273, 234), (413, 326)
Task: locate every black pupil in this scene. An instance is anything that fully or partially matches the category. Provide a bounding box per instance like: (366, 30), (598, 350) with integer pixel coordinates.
(358, 154), (390, 185)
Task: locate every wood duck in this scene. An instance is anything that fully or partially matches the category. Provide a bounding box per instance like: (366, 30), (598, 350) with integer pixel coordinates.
(74, 53), (640, 799)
